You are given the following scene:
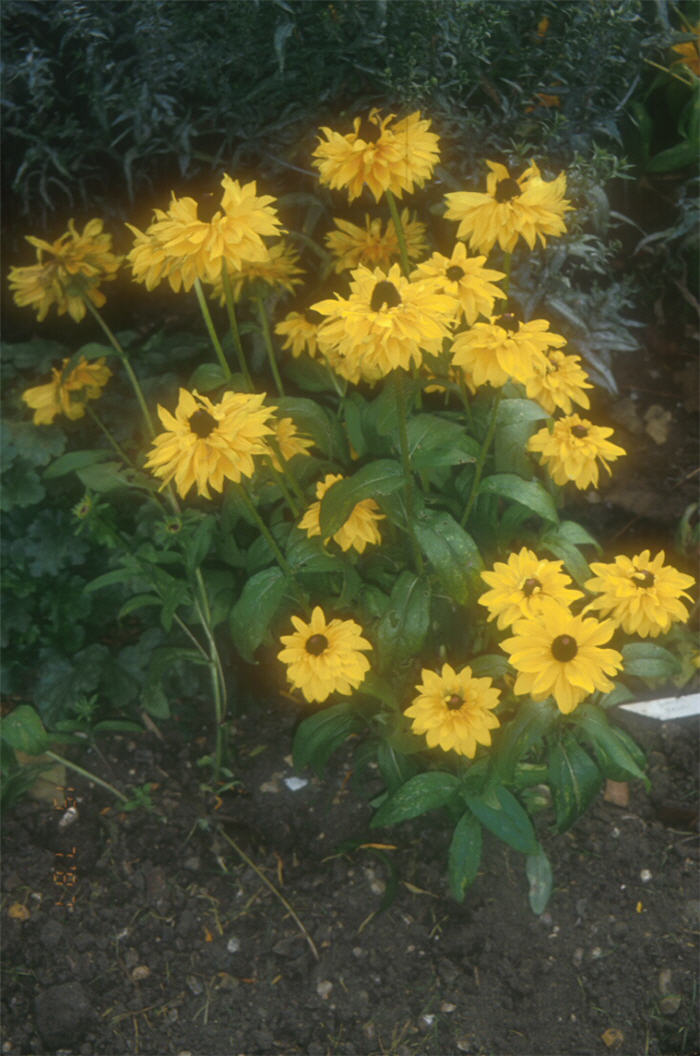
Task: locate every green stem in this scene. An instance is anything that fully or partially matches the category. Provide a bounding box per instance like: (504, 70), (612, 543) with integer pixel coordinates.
(255, 293), (284, 396)
(194, 278), (233, 381)
(45, 749), (129, 804)
(266, 435), (305, 504)
(500, 251), (512, 301)
(392, 371), (424, 574)
(85, 405), (135, 467)
(82, 297), (156, 438)
(221, 263), (254, 391)
(460, 389), (503, 528)
(236, 483), (296, 581)
(193, 568), (228, 780)
(265, 457), (301, 518)
(385, 189), (410, 277)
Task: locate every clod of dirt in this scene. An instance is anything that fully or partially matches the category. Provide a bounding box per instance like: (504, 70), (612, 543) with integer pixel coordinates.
(34, 981), (93, 1049)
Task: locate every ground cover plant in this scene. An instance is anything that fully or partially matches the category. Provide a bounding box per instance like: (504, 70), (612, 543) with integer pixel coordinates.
(3, 102), (696, 920)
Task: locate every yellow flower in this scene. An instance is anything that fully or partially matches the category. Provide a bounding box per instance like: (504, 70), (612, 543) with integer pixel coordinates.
(9, 219), (122, 323)
(22, 357), (112, 425)
(501, 599), (623, 714)
(278, 605), (372, 703)
(410, 241), (505, 325)
(524, 348), (593, 414)
(298, 473), (384, 553)
(444, 160), (571, 256)
(584, 550), (695, 638)
(312, 263), (455, 384)
(404, 663), (501, 758)
(479, 547), (584, 629)
(210, 240), (304, 301)
(528, 413), (625, 489)
(451, 313), (566, 388)
(267, 416), (314, 470)
(312, 109), (439, 202)
(422, 362), (477, 397)
(326, 210), (427, 272)
(127, 176), (282, 292)
(145, 388), (275, 499)
(671, 22), (700, 76)
(274, 309), (322, 359)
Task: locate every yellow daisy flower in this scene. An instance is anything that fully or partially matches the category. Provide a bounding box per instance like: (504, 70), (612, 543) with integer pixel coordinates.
(22, 357), (112, 425)
(145, 388), (275, 499)
(298, 473), (384, 553)
(410, 241), (505, 325)
(209, 240), (304, 302)
(528, 413), (626, 489)
(404, 663), (501, 758)
(671, 22), (700, 76)
(479, 547), (584, 629)
(267, 416), (314, 471)
(584, 550), (696, 638)
(444, 160), (571, 256)
(9, 219), (122, 323)
(524, 348), (593, 415)
(501, 599), (623, 715)
(325, 210), (427, 272)
(274, 309), (322, 359)
(312, 109), (440, 202)
(278, 605), (372, 703)
(127, 175), (282, 293)
(451, 313), (566, 389)
(312, 263), (455, 384)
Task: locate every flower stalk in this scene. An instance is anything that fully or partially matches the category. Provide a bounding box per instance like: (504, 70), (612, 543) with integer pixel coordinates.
(460, 389), (503, 528)
(194, 278), (233, 382)
(393, 371), (424, 574)
(385, 189), (411, 277)
(255, 293), (285, 396)
(221, 263), (254, 390)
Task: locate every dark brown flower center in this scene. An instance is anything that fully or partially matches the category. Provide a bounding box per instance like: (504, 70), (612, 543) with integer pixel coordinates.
(494, 177), (522, 203)
(370, 280), (402, 312)
(305, 633), (328, 656)
(445, 693), (464, 711)
(358, 118), (382, 144)
(551, 634), (578, 662)
(304, 307), (323, 325)
(632, 571), (655, 588)
(446, 265), (465, 282)
(522, 577), (541, 597)
(495, 312), (519, 333)
(188, 408), (218, 438)
(571, 424), (588, 438)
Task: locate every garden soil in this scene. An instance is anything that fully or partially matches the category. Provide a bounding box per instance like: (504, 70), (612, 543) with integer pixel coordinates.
(1, 696), (698, 1056)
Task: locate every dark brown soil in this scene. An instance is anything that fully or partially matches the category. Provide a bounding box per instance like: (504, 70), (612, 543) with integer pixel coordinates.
(1, 697), (698, 1056)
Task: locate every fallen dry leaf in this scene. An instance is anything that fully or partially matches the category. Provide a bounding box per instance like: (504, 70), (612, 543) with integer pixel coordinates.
(601, 1027), (624, 1048)
(604, 779), (630, 807)
(8, 902), (30, 921)
(644, 404), (672, 445)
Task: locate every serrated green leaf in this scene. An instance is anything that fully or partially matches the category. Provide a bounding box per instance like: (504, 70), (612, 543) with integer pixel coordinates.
(318, 460), (404, 539)
(480, 473), (558, 524)
(230, 567), (288, 663)
(621, 642), (681, 681)
(370, 771), (460, 828)
(463, 785), (538, 854)
(448, 810), (482, 902)
(1, 705), (49, 754)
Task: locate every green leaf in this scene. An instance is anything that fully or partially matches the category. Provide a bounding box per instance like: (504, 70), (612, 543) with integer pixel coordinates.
(292, 702), (363, 777)
(526, 846), (553, 915)
(463, 785), (538, 854)
(407, 414), (479, 470)
(448, 810), (482, 902)
(496, 398), (549, 426)
(275, 396), (346, 459)
(494, 398), (546, 476)
(479, 473), (558, 524)
(285, 534), (345, 574)
(375, 572), (431, 669)
(76, 461), (130, 493)
(1, 705), (49, 754)
(230, 567), (288, 663)
(547, 734), (602, 831)
(188, 362), (230, 392)
(370, 771), (460, 829)
(376, 740), (420, 793)
(490, 699), (556, 784)
(318, 460), (404, 539)
(573, 704), (649, 787)
(85, 568), (137, 593)
(646, 139), (700, 174)
(183, 515), (217, 574)
(117, 593), (161, 620)
(621, 642), (681, 681)
(76, 341), (114, 361)
(413, 509), (483, 605)
(43, 450), (112, 479)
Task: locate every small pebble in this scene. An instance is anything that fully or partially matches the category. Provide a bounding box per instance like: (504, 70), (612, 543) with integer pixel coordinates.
(440, 1002), (456, 1013)
(131, 965), (150, 981)
(640, 868), (652, 883)
(283, 776), (308, 791)
(226, 936), (241, 953)
(316, 980), (333, 1000)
